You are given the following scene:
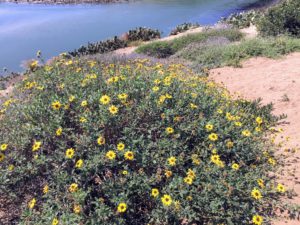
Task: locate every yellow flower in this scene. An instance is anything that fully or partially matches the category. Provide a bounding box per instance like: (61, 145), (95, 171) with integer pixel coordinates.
(52, 218), (59, 225)
(276, 183), (285, 193)
(69, 95), (75, 102)
(252, 215), (263, 225)
(109, 105), (118, 115)
(29, 60), (38, 70)
(65, 148), (75, 159)
(51, 101), (62, 110)
(100, 95), (111, 105)
(151, 188), (159, 198)
(117, 142), (125, 151)
(190, 103), (198, 109)
(208, 133), (218, 141)
(1, 144), (8, 151)
(106, 150), (116, 160)
(231, 163), (240, 170)
(75, 159), (84, 168)
(69, 183), (78, 193)
(161, 194), (172, 206)
(165, 170), (173, 178)
(117, 202), (127, 213)
(73, 204), (81, 214)
(43, 185), (49, 194)
(56, 127), (62, 136)
(268, 158), (276, 166)
(28, 198), (36, 209)
(187, 169), (196, 179)
(257, 179), (265, 188)
(255, 127), (262, 132)
(192, 158), (201, 165)
(256, 117), (263, 125)
(32, 141), (42, 152)
(122, 170), (128, 175)
(118, 93), (128, 100)
(97, 136), (105, 145)
(186, 196), (193, 201)
(167, 156), (176, 166)
(81, 100), (88, 107)
(80, 117), (87, 123)
(226, 141), (234, 148)
(184, 177), (193, 185)
(124, 151), (134, 160)
(158, 95), (166, 104)
(210, 154), (220, 164)
(165, 127), (174, 134)
(235, 121), (242, 127)
(205, 124), (213, 131)
(251, 188), (262, 200)
(242, 130), (251, 137)
(152, 86), (160, 92)
(8, 164), (14, 171)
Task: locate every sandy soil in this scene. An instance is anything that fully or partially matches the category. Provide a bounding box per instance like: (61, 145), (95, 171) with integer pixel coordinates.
(210, 53), (300, 225)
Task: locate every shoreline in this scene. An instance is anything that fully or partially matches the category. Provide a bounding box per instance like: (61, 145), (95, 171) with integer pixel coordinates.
(0, 0), (129, 4)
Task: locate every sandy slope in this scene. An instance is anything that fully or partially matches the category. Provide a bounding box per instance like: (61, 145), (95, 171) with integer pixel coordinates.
(210, 53), (300, 225)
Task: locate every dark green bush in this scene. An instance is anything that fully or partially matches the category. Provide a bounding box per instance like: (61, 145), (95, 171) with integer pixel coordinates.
(169, 23), (200, 35)
(69, 36), (127, 57)
(127, 27), (161, 42)
(136, 42), (174, 58)
(258, 0), (300, 37)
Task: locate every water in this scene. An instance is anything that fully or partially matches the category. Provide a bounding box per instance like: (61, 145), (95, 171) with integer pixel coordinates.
(0, 0), (260, 73)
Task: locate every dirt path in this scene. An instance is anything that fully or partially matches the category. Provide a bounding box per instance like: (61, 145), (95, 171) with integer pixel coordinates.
(210, 53), (300, 225)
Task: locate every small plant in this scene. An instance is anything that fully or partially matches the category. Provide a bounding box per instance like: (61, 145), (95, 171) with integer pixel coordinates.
(169, 22), (200, 35)
(281, 94), (290, 102)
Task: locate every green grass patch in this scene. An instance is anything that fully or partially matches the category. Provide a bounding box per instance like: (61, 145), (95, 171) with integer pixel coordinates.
(175, 36), (300, 69)
(136, 28), (244, 58)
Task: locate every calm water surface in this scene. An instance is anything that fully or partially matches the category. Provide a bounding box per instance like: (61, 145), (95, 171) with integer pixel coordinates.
(0, 0), (259, 73)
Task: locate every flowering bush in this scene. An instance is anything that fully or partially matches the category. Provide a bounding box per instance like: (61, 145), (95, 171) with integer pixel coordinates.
(0, 57), (293, 224)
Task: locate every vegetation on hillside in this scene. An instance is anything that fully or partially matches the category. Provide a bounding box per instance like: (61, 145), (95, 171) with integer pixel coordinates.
(258, 0), (300, 37)
(0, 57), (294, 224)
(69, 27), (160, 57)
(136, 28), (243, 58)
(174, 36), (300, 70)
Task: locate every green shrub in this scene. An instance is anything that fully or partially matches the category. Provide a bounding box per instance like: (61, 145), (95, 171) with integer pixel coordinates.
(221, 10), (262, 29)
(0, 57), (293, 224)
(136, 42), (174, 58)
(69, 36), (127, 57)
(127, 27), (161, 42)
(169, 23), (200, 35)
(136, 28), (243, 58)
(258, 0), (300, 37)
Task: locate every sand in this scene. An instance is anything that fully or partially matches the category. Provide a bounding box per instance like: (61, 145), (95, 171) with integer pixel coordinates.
(210, 53), (300, 225)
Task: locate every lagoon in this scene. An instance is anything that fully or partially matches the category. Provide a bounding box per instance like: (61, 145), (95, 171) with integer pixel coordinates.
(0, 0), (261, 73)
